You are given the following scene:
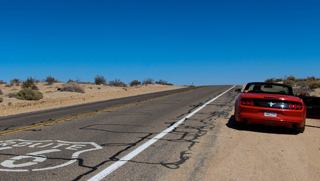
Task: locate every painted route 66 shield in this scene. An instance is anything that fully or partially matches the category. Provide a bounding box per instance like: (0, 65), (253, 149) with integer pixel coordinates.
(0, 139), (102, 172)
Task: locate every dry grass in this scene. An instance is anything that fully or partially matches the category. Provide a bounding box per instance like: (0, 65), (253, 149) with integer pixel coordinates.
(60, 83), (85, 93)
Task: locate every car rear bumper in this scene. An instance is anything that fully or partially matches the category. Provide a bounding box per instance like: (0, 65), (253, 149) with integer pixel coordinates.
(235, 112), (305, 128)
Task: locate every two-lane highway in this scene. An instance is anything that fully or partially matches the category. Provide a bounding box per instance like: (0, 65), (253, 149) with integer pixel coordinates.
(0, 85), (239, 180)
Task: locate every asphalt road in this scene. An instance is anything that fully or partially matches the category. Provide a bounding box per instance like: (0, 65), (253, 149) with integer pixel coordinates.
(0, 85), (238, 180)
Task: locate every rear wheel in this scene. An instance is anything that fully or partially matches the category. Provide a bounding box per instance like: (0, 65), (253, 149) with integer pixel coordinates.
(233, 119), (243, 127)
(296, 125), (305, 133)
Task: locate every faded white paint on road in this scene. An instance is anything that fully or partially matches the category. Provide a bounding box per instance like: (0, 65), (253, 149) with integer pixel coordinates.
(0, 139), (102, 172)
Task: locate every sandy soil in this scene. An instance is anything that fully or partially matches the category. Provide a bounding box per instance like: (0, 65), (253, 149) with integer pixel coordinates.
(310, 88), (320, 97)
(201, 117), (320, 181)
(0, 83), (185, 117)
(201, 86), (320, 181)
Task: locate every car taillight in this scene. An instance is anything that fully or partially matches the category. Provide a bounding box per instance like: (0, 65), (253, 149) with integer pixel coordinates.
(289, 102), (302, 110)
(241, 98), (254, 106)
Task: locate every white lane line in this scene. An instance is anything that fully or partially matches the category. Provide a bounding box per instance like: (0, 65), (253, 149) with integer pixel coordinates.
(88, 85), (236, 181)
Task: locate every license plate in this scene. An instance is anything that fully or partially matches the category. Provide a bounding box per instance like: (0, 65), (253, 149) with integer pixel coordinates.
(264, 112), (277, 117)
(265, 121), (275, 124)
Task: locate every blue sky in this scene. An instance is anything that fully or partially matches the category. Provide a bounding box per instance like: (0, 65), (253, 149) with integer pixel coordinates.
(1, 0), (319, 86)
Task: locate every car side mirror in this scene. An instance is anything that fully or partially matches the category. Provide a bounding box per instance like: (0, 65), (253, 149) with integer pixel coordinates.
(235, 88), (241, 93)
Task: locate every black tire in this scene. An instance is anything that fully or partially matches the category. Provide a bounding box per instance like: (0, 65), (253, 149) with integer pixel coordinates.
(233, 120), (243, 127)
(296, 125), (305, 133)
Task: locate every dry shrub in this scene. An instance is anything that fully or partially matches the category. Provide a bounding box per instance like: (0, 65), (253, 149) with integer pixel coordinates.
(10, 79), (20, 86)
(109, 79), (126, 87)
(0, 87), (3, 95)
(75, 77), (81, 83)
(61, 83), (85, 93)
(155, 79), (169, 85)
(0, 80), (6, 84)
(286, 76), (296, 81)
(31, 86), (39, 90)
(67, 79), (74, 83)
(21, 77), (38, 90)
(266, 78), (284, 83)
(265, 78), (275, 83)
(109, 78), (120, 86)
(16, 89), (43, 100)
(0, 97), (3, 103)
(142, 78), (154, 85)
(8, 93), (16, 98)
(119, 82), (127, 87)
(67, 77), (81, 83)
(307, 76), (316, 81)
(309, 81), (320, 89)
(46, 75), (55, 85)
(5, 84), (11, 87)
(283, 80), (295, 86)
(130, 80), (141, 87)
(94, 75), (107, 85)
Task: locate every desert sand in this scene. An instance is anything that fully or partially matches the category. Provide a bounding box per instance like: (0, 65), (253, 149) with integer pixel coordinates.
(0, 83), (185, 117)
(310, 88), (320, 97)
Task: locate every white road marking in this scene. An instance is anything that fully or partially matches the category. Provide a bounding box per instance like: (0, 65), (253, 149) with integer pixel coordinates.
(1, 149), (60, 168)
(88, 85), (236, 181)
(0, 140), (102, 172)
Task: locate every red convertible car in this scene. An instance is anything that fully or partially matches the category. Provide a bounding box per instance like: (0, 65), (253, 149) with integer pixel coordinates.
(234, 82), (306, 133)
